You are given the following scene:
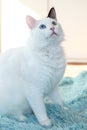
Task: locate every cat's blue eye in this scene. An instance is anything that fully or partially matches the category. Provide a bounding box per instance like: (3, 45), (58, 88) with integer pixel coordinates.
(39, 24), (46, 29)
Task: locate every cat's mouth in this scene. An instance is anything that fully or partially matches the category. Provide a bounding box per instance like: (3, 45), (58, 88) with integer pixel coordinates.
(48, 32), (57, 39)
(47, 32), (57, 39)
(50, 32), (57, 37)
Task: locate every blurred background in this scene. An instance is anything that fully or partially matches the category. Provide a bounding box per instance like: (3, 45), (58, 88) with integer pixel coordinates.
(0, 0), (87, 77)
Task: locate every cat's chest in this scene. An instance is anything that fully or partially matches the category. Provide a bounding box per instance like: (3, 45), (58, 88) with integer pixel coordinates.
(39, 59), (65, 94)
(37, 65), (64, 94)
(37, 45), (66, 69)
(30, 47), (65, 93)
(23, 46), (66, 94)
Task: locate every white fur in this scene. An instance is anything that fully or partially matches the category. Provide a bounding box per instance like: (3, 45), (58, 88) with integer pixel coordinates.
(0, 17), (66, 126)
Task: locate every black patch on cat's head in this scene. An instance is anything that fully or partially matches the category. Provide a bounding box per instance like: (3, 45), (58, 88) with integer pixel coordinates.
(47, 7), (57, 19)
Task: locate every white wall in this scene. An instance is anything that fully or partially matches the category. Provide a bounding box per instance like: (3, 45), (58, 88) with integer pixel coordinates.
(49, 0), (87, 62)
(19, 0), (48, 17)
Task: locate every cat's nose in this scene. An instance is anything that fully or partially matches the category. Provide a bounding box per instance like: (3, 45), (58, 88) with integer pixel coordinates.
(50, 27), (55, 31)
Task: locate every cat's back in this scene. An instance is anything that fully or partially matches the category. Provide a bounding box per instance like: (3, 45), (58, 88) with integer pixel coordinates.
(0, 47), (28, 77)
(0, 47), (25, 63)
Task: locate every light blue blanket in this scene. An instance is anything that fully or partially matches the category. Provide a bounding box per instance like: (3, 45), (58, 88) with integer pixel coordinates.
(0, 71), (87, 130)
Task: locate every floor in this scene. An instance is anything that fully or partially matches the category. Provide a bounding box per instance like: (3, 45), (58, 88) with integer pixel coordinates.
(64, 64), (87, 77)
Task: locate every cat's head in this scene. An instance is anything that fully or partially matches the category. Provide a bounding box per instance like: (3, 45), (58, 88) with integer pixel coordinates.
(26, 8), (64, 48)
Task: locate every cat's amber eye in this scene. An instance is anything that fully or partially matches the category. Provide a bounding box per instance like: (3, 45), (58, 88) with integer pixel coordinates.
(39, 24), (46, 29)
(52, 21), (57, 25)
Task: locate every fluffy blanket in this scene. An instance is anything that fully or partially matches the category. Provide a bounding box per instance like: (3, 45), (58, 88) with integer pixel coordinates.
(0, 71), (87, 130)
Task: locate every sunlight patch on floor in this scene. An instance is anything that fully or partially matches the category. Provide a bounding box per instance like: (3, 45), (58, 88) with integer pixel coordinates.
(64, 65), (87, 77)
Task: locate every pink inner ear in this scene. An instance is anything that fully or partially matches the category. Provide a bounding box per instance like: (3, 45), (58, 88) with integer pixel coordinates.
(26, 16), (36, 29)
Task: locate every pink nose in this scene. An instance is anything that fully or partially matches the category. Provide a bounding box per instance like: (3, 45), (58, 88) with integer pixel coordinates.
(50, 27), (55, 31)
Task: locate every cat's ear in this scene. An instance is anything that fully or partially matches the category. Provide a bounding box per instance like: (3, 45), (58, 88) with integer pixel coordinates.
(26, 16), (36, 29)
(47, 7), (57, 20)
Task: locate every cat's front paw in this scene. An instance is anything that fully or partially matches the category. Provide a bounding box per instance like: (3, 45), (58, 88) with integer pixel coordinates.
(40, 118), (52, 127)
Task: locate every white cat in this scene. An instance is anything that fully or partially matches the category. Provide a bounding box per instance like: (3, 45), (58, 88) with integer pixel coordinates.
(0, 8), (66, 126)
